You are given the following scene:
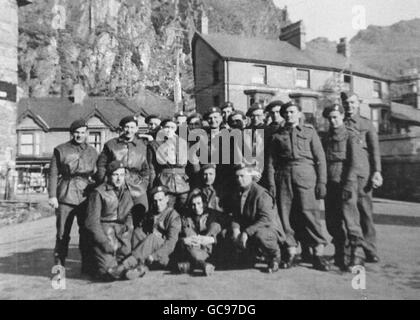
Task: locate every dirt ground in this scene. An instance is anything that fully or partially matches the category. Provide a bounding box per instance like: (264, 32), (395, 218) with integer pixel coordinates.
(0, 199), (419, 300)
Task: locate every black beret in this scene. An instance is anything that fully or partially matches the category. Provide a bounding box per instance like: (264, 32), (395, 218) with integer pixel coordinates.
(119, 115), (138, 127)
(221, 101), (234, 110)
(174, 111), (187, 118)
(265, 100), (284, 112)
(322, 104), (344, 118)
(246, 102), (265, 117)
(280, 101), (302, 116)
(149, 185), (169, 196)
(187, 113), (203, 123)
(204, 107), (222, 119)
(145, 114), (160, 124)
(228, 110), (246, 120)
(107, 160), (125, 174)
(69, 119), (87, 133)
(160, 118), (177, 127)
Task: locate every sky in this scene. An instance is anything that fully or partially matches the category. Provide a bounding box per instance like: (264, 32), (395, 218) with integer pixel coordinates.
(273, 0), (420, 41)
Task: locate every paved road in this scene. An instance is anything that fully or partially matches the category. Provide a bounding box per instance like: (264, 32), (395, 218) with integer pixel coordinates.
(0, 199), (419, 300)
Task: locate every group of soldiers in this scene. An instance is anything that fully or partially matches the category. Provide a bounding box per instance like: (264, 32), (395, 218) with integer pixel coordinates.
(48, 91), (383, 281)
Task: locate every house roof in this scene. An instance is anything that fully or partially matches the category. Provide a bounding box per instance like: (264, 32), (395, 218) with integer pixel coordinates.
(18, 91), (175, 131)
(194, 33), (390, 82)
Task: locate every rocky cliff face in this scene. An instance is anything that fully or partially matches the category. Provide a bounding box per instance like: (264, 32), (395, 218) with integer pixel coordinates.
(308, 19), (420, 79)
(18, 0), (288, 110)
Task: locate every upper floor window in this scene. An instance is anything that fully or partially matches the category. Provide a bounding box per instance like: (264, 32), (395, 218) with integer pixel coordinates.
(251, 65), (267, 85)
(296, 69), (310, 88)
(88, 131), (102, 153)
(212, 60), (220, 84)
(19, 132), (39, 156)
(373, 81), (382, 98)
(213, 95), (220, 107)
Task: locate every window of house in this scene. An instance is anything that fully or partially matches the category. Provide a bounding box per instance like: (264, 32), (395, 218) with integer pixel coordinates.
(213, 95), (220, 107)
(373, 81), (382, 98)
(251, 65), (267, 85)
(88, 132), (102, 153)
(212, 60), (220, 84)
(296, 69), (310, 88)
(343, 74), (352, 91)
(19, 133), (39, 156)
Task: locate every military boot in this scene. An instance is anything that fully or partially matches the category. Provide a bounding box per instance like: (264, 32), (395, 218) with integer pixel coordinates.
(280, 247), (297, 269)
(203, 263), (215, 276)
(347, 246), (365, 271)
(177, 262), (192, 274)
(313, 256), (331, 272)
(125, 264), (148, 280)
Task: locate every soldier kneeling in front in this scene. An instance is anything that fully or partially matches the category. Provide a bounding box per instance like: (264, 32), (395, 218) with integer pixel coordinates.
(85, 160), (145, 281)
(130, 186), (182, 272)
(176, 189), (227, 276)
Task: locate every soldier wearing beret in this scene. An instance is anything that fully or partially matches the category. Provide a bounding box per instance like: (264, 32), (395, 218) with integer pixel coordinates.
(221, 101), (235, 129)
(265, 100), (285, 137)
(228, 110), (247, 130)
(222, 163), (287, 273)
(342, 92), (382, 263)
(48, 119), (98, 273)
(174, 110), (188, 127)
(192, 164), (226, 213)
(266, 101), (330, 271)
(85, 161), (145, 281)
(149, 119), (191, 212)
(202, 107), (234, 188)
(245, 103), (267, 184)
(140, 114), (161, 141)
(187, 113), (203, 131)
(176, 190), (227, 276)
(131, 186), (182, 271)
(322, 104), (365, 270)
(97, 115), (151, 228)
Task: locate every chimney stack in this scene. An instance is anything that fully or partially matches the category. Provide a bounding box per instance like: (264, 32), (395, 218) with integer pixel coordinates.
(199, 7), (208, 35)
(72, 83), (86, 105)
(280, 20), (306, 50)
(337, 37), (351, 58)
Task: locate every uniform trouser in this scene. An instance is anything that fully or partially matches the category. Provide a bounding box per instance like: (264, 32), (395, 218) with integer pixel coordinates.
(92, 222), (133, 276)
(223, 227), (281, 265)
(356, 176), (377, 256)
(55, 202), (90, 266)
(275, 166), (328, 250)
(132, 193), (149, 228)
(131, 231), (172, 268)
(325, 181), (364, 258)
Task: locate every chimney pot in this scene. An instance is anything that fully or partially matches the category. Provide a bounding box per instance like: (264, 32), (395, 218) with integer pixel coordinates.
(337, 37), (351, 58)
(279, 20), (306, 50)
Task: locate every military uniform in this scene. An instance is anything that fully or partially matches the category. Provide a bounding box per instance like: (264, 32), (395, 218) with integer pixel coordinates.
(323, 125), (365, 267)
(131, 206), (182, 268)
(225, 182), (286, 268)
(148, 136), (190, 212)
(267, 123), (329, 262)
(85, 182), (135, 278)
(48, 140), (98, 268)
(344, 114), (381, 258)
(96, 135), (150, 221)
